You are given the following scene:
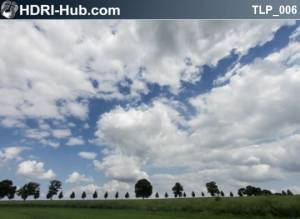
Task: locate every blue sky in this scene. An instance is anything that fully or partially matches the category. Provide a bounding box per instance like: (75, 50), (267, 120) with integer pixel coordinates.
(1, 20), (300, 198)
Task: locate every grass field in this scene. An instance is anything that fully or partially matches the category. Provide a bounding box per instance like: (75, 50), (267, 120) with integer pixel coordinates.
(1, 207), (299, 219)
(1, 196), (300, 219)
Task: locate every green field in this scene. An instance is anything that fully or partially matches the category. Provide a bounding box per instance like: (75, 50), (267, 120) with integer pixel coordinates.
(1, 196), (300, 219)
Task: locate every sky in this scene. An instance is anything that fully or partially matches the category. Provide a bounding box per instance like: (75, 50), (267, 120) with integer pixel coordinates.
(1, 20), (300, 199)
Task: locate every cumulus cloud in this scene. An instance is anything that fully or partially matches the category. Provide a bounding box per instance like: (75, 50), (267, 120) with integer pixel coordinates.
(66, 136), (85, 146)
(52, 129), (71, 139)
(66, 171), (93, 184)
(17, 160), (56, 180)
(78, 151), (97, 160)
(93, 152), (148, 183)
(0, 146), (29, 166)
(0, 20), (292, 125)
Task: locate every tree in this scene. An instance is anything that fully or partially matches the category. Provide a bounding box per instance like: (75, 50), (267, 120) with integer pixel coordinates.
(282, 190), (287, 196)
(135, 179), (152, 199)
(155, 192), (159, 198)
(70, 191), (75, 199)
(125, 192), (130, 199)
(58, 191), (63, 199)
(220, 191), (224, 197)
(183, 192), (186, 198)
(82, 191), (86, 199)
(115, 192), (119, 199)
(104, 191), (108, 200)
(93, 191), (98, 199)
(172, 182), (183, 198)
(261, 189), (272, 196)
(47, 180), (62, 200)
(244, 185), (262, 196)
(287, 189), (294, 196)
(17, 182), (40, 201)
(230, 192), (234, 197)
(191, 191), (195, 198)
(206, 181), (220, 197)
(238, 188), (245, 197)
(164, 192), (168, 198)
(201, 192), (205, 197)
(0, 180), (16, 200)
(34, 190), (40, 200)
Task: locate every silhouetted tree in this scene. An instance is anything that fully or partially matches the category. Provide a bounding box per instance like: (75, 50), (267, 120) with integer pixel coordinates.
(47, 180), (62, 200)
(135, 179), (152, 199)
(155, 192), (159, 198)
(70, 191), (75, 199)
(220, 191), (224, 197)
(238, 188), (245, 197)
(34, 190), (40, 200)
(183, 192), (186, 198)
(165, 192), (168, 198)
(201, 192), (205, 197)
(0, 180), (16, 200)
(282, 190), (287, 196)
(262, 189), (272, 196)
(125, 192), (130, 199)
(93, 191), (98, 199)
(58, 191), (63, 199)
(104, 191), (108, 200)
(115, 192), (119, 199)
(172, 182), (183, 198)
(206, 181), (220, 197)
(81, 191), (86, 199)
(17, 182), (40, 201)
(230, 192), (234, 197)
(287, 189), (294, 196)
(191, 191), (195, 198)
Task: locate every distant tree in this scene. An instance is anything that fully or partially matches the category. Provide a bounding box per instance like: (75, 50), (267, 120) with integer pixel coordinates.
(220, 191), (224, 197)
(47, 180), (62, 200)
(164, 192), (168, 198)
(81, 191), (86, 199)
(34, 190), (40, 200)
(206, 181), (220, 197)
(17, 182), (40, 201)
(172, 182), (184, 198)
(115, 192), (119, 199)
(104, 191), (108, 200)
(135, 179), (153, 199)
(287, 189), (294, 196)
(125, 192), (130, 199)
(93, 191), (98, 199)
(191, 191), (195, 198)
(70, 191), (75, 199)
(230, 192), (234, 197)
(183, 192), (186, 198)
(261, 189), (272, 196)
(282, 190), (287, 196)
(58, 191), (63, 199)
(238, 188), (245, 197)
(0, 180), (16, 200)
(243, 185), (262, 196)
(201, 192), (205, 197)
(155, 192), (159, 198)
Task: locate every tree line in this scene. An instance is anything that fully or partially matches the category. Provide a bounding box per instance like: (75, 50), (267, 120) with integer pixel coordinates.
(0, 178), (294, 201)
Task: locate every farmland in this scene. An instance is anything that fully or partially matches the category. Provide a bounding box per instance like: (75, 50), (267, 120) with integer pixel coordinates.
(0, 196), (300, 219)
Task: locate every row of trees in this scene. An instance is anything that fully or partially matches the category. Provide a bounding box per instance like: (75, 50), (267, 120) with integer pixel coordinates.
(0, 179), (294, 201)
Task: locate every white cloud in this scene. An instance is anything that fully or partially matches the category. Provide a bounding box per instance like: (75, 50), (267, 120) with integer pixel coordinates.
(0, 146), (29, 166)
(78, 151), (97, 160)
(17, 160), (56, 180)
(0, 21), (293, 126)
(66, 136), (85, 146)
(66, 171), (93, 184)
(52, 129), (71, 139)
(93, 152), (148, 182)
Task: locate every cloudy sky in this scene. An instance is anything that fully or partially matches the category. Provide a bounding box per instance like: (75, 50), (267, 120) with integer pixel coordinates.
(1, 20), (300, 198)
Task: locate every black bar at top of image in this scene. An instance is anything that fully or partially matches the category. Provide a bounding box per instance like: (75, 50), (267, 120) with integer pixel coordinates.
(1, 0), (300, 19)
